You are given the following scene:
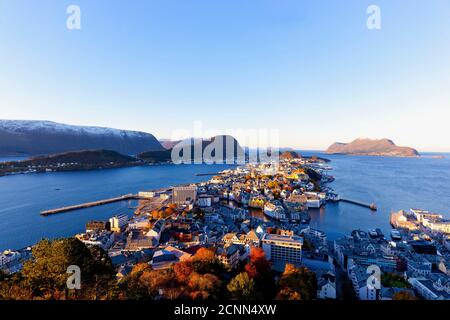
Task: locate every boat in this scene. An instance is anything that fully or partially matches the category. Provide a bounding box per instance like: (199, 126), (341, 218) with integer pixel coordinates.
(390, 229), (402, 241)
(368, 229), (378, 238)
(375, 228), (384, 238)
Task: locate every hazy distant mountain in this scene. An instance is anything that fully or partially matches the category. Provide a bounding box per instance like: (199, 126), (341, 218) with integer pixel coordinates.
(158, 138), (203, 150)
(159, 139), (182, 150)
(141, 135), (244, 163)
(326, 138), (419, 157)
(0, 120), (164, 156)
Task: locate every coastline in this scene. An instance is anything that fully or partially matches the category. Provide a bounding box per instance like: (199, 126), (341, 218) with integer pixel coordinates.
(1, 153), (450, 251)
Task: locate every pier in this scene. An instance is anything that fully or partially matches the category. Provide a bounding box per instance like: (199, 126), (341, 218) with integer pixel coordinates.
(195, 172), (221, 176)
(339, 198), (377, 211)
(40, 194), (140, 216)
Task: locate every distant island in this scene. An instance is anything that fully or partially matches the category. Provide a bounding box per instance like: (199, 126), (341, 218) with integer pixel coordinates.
(0, 150), (144, 176)
(326, 138), (419, 157)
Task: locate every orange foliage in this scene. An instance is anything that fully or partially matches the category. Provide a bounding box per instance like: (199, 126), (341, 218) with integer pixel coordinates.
(193, 247), (215, 262)
(173, 261), (194, 284)
(245, 247), (271, 279)
(131, 263), (151, 275)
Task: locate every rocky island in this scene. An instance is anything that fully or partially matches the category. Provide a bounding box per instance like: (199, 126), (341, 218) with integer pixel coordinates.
(326, 138), (419, 157)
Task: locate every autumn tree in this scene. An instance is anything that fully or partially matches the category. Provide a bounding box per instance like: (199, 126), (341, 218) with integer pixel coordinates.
(245, 247), (271, 279)
(0, 272), (33, 300)
(193, 247), (216, 262)
(150, 210), (159, 220)
(121, 265), (182, 300)
(187, 272), (222, 299)
(173, 260), (194, 284)
(276, 264), (317, 300)
(227, 272), (256, 300)
(393, 291), (417, 300)
(191, 247), (224, 275)
(244, 247), (274, 299)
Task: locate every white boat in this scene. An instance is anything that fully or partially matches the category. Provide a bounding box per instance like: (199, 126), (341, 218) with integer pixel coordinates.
(368, 229), (378, 238)
(391, 229), (402, 241)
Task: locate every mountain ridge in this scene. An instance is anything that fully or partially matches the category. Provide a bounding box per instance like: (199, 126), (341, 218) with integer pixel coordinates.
(0, 120), (164, 156)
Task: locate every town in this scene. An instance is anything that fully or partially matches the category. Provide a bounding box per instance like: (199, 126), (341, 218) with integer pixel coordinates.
(1, 154), (449, 300)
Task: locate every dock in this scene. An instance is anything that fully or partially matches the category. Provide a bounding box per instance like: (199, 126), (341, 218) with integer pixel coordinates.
(195, 172), (221, 176)
(339, 198), (377, 211)
(40, 194), (140, 216)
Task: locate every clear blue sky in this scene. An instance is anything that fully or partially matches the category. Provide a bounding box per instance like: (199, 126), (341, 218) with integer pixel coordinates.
(1, 0), (450, 151)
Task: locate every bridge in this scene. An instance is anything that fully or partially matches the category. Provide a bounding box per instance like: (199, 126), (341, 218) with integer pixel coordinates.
(40, 194), (140, 216)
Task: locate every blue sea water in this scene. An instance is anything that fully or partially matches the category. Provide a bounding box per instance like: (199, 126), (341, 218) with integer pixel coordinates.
(0, 154), (449, 250)
(304, 152), (450, 240)
(0, 164), (234, 250)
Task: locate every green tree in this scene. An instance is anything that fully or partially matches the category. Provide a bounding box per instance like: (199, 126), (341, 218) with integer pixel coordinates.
(21, 238), (115, 299)
(381, 273), (411, 288)
(227, 272), (256, 300)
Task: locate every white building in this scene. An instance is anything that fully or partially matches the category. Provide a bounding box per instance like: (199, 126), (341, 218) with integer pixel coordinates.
(407, 255), (432, 277)
(197, 195), (212, 207)
(109, 214), (128, 232)
(317, 272), (337, 299)
(0, 250), (21, 268)
(409, 276), (450, 300)
(138, 191), (156, 199)
(348, 264), (380, 300)
(75, 231), (115, 250)
(172, 186), (197, 204)
(216, 244), (240, 270)
(128, 217), (151, 230)
(261, 233), (303, 266)
(410, 209), (442, 222)
(146, 219), (166, 242)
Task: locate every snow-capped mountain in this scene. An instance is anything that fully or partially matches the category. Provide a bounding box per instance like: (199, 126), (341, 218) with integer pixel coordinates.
(0, 120), (164, 156)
